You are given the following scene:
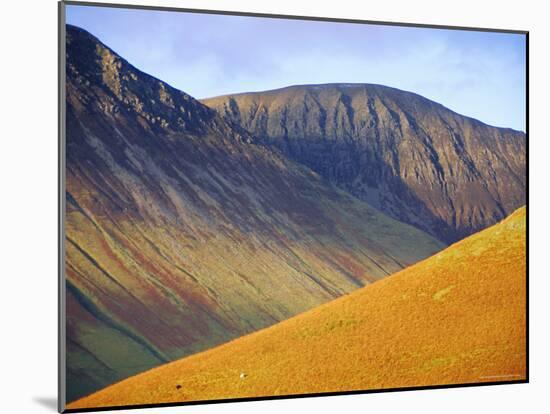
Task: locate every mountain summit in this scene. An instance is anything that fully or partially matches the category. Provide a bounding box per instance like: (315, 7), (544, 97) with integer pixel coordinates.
(203, 84), (526, 243)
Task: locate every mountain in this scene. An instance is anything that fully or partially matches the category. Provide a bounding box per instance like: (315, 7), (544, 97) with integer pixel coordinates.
(64, 26), (444, 402)
(203, 84), (526, 243)
(68, 207), (526, 409)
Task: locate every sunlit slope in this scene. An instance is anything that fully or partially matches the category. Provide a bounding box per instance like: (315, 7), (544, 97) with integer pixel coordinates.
(69, 207), (526, 409)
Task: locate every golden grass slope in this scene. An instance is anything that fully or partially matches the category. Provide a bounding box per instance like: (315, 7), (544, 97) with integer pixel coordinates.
(69, 207), (526, 409)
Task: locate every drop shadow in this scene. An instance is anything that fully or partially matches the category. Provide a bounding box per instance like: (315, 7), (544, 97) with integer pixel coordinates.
(33, 397), (58, 412)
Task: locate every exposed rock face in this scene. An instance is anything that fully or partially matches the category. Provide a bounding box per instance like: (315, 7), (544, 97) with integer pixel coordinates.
(203, 84), (526, 243)
(65, 26), (443, 401)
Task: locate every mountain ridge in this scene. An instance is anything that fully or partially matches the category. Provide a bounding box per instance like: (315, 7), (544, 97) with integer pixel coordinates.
(204, 82), (524, 132)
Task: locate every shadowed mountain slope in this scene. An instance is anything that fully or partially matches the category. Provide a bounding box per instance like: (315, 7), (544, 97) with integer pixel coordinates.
(68, 207), (526, 409)
(203, 84), (526, 243)
(64, 26), (443, 402)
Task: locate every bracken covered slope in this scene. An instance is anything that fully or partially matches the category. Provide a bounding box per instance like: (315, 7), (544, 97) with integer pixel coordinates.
(64, 26), (443, 401)
(68, 207), (526, 409)
(203, 85), (526, 243)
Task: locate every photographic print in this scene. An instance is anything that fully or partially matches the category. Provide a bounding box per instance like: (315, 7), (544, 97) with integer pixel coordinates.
(59, 1), (527, 411)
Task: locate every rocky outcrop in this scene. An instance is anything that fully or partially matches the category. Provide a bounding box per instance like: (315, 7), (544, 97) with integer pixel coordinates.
(203, 84), (526, 243)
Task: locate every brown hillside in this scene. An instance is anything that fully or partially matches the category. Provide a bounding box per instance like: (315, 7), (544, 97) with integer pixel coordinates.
(68, 207), (526, 410)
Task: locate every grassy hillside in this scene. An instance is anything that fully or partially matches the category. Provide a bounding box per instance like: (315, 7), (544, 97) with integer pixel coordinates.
(68, 207), (526, 410)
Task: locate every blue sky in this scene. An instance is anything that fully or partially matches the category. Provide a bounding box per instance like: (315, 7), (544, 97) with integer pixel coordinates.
(66, 5), (526, 131)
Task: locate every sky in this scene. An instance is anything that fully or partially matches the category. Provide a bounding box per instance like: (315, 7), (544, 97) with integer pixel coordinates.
(66, 5), (527, 131)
